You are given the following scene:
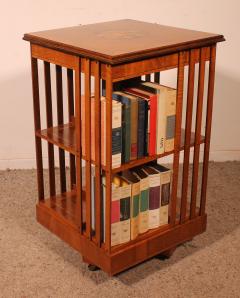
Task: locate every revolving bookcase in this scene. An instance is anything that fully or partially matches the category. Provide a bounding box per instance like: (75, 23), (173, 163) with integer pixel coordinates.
(23, 19), (224, 275)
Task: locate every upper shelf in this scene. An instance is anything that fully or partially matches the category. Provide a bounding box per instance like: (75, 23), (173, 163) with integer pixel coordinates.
(23, 19), (225, 65)
(36, 122), (204, 172)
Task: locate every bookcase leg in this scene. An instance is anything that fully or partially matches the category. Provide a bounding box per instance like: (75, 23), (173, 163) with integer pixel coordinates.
(155, 247), (176, 260)
(82, 256), (100, 271)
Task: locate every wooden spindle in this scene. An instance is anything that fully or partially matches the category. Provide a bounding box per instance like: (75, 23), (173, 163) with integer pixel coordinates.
(93, 61), (102, 246)
(67, 68), (76, 189)
(200, 45), (216, 216)
(56, 65), (67, 193)
(190, 47), (207, 219)
(84, 58), (92, 238)
(75, 58), (83, 232)
(154, 72), (160, 83)
(31, 56), (44, 201)
(170, 51), (184, 226)
(44, 61), (56, 197)
(180, 50), (196, 223)
(105, 65), (112, 251)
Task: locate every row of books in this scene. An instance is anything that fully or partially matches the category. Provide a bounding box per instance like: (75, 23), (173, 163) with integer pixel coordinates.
(102, 163), (172, 247)
(82, 81), (177, 169)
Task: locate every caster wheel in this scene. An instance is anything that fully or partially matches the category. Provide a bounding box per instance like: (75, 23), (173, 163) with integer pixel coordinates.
(88, 264), (100, 271)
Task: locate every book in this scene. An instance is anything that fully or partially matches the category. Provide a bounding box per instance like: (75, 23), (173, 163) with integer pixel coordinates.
(119, 177), (131, 244)
(101, 97), (122, 168)
(149, 163), (172, 226)
(126, 86), (157, 156)
(111, 177), (121, 246)
(142, 166), (161, 229)
(132, 167), (149, 234)
(137, 97), (148, 158)
(163, 86), (177, 152)
(112, 91), (131, 163)
(121, 170), (140, 240)
(141, 81), (167, 155)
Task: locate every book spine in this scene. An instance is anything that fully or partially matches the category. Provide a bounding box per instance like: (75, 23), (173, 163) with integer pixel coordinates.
(148, 174), (160, 229)
(137, 99), (146, 158)
(113, 94), (131, 163)
(111, 185), (121, 246)
(119, 184), (131, 244)
(130, 98), (138, 160)
(112, 103), (122, 168)
(165, 91), (177, 152)
(139, 177), (149, 234)
(144, 101), (149, 156)
(159, 171), (171, 226)
(131, 181), (140, 240)
(149, 95), (157, 155)
(156, 90), (166, 155)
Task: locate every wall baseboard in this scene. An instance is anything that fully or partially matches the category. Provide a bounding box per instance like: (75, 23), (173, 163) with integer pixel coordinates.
(0, 150), (239, 170)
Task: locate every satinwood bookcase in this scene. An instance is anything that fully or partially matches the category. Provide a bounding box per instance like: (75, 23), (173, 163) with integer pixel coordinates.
(23, 19), (224, 275)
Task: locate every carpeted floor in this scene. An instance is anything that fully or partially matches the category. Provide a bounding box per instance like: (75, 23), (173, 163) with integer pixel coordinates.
(0, 162), (240, 298)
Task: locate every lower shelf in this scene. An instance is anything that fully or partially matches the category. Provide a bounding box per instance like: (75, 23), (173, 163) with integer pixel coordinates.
(39, 190), (86, 229)
(36, 191), (206, 275)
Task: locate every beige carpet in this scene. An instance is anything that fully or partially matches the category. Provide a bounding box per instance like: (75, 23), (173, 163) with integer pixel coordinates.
(0, 162), (240, 298)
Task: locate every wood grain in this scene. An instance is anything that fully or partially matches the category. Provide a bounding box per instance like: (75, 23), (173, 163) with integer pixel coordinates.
(200, 45), (216, 216)
(56, 65), (67, 193)
(180, 49), (196, 223)
(170, 51), (185, 226)
(31, 56), (44, 201)
(24, 20), (224, 64)
(190, 47), (207, 219)
(74, 57), (83, 233)
(67, 68), (76, 189)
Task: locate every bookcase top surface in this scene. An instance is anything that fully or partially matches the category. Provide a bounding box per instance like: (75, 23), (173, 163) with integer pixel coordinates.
(24, 19), (224, 64)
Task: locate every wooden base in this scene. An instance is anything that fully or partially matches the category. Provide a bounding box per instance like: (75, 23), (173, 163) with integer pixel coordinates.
(36, 198), (207, 275)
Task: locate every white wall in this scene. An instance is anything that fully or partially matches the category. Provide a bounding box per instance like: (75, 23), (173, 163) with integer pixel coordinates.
(0, 0), (239, 169)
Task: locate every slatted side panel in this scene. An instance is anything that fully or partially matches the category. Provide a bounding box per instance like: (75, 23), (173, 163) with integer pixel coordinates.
(44, 62), (56, 197)
(93, 61), (102, 246)
(56, 65), (67, 193)
(190, 47), (207, 219)
(170, 51), (185, 225)
(200, 45), (217, 216)
(83, 58), (92, 239)
(31, 57), (45, 201)
(180, 49), (196, 223)
(75, 57), (83, 233)
(67, 68), (76, 189)
(105, 65), (113, 251)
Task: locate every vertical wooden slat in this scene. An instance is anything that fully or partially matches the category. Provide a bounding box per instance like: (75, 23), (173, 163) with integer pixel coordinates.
(190, 47), (207, 219)
(44, 61), (56, 197)
(105, 65), (112, 252)
(67, 68), (76, 189)
(154, 72), (160, 83)
(180, 50), (196, 223)
(94, 61), (101, 246)
(145, 74), (151, 81)
(170, 51), (185, 226)
(31, 56), (44, 201)
(200, 45), (216, 216)
(84, 58), (92, 238)
(75, 58), (83, 233)
(56, 65), (66, 193)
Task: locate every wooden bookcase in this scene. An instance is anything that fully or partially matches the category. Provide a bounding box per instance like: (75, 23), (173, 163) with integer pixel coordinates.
(23, 19), (224, 275)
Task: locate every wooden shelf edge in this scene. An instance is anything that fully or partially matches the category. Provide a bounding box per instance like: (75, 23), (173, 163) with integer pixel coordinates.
(36, 123), (205, 173)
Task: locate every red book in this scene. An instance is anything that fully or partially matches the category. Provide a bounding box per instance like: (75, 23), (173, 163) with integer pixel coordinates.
(125, 87), (157, 156)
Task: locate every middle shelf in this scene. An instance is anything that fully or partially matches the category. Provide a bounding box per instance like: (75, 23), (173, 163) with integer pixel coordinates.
(36, 122), (205, 172)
